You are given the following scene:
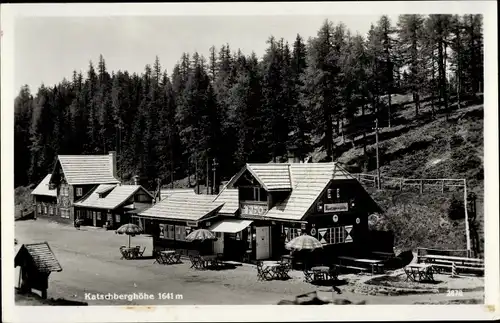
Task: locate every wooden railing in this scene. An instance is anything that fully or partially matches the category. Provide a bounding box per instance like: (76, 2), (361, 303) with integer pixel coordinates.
(352, 173), (466, 193)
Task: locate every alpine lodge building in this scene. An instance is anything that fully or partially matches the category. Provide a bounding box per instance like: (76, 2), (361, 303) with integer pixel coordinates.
(136, 162), (383, 263)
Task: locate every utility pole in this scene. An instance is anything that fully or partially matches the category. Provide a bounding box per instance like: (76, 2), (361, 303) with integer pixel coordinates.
(206, 158), (210, 195)
(373, 119), (381, 189)
(212, 158), (219, 195)
(194, 155), (200, 194)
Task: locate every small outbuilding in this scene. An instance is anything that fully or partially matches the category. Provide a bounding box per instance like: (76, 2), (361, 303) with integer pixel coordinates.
(15, 242), (62, 299)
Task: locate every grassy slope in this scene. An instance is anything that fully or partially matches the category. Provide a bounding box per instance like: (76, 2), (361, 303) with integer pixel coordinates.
(313, 94), (484, 253)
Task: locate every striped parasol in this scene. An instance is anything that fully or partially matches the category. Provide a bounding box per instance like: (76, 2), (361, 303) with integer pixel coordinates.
(185, 229), (217, 242)
(116, 223), (143, 247)
(285, 234), (323, 251)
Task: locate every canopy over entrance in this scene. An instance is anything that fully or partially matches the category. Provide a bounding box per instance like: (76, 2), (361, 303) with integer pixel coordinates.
(209, 219), (253, 233)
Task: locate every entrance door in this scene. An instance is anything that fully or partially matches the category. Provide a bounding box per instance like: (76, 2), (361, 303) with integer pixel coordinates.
(256, 226), (270, 260)
(213, 232), (224, 255)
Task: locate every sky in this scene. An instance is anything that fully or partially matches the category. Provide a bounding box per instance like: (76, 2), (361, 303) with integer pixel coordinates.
(15, 15), (396, 94)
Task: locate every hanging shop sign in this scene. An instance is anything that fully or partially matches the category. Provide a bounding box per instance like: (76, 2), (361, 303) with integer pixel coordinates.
(324, 202), (349, 213)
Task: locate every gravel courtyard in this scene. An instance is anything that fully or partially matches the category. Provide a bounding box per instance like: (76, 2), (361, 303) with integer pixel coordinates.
(14, 218), (483, 305)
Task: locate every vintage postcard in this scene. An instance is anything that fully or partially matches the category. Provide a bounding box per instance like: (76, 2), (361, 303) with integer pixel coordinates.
(1, 2), (498, 322)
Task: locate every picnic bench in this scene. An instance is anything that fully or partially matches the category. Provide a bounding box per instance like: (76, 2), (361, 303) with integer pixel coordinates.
(337, 256), (384, 275)
(418, 254), (484, 275)
(404, 263), (435, 282)
(120, 246), (145, 260)
(304, 265), (338, 283)
(257, 261), (291, 280)
(371, 251), (395, 260)
(154, 250), (181, 265)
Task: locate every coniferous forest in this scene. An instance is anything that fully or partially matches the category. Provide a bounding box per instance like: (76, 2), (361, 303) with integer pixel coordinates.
(14, 15), (484, 190)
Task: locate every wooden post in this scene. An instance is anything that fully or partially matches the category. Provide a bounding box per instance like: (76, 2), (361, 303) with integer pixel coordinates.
(374, 119), (381, 189)
(206, 159), (209, 195)
(419, 180), (424, 193)
(463, 179), (471, 255)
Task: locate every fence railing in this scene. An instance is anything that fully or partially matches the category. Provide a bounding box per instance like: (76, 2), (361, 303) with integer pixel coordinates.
(352, 173), (466, 193)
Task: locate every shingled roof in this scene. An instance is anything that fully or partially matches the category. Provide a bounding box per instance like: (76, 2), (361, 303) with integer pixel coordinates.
(264, 163), (355, 221)
(15, 242), (62, 273)
(246, 164), (292, 190)
(139, 193), (224, 221)
(31, 174), (57, 197)
(74, 184), (153, 210)
(212, 188), (239, 215)
(54, 155), (120, 185)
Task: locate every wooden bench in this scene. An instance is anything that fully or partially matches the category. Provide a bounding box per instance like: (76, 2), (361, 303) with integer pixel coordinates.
(431, 263), (484, 275)
(336, 264), (369, 273)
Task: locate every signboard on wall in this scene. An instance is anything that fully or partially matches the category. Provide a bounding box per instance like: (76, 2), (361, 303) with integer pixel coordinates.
(186, 221), (198, 227)
(240, 203), (268, 216)
(324, 203), (349, 213)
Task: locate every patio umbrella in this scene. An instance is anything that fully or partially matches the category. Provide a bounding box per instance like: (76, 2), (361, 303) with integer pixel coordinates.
(285, 234), (323, 251)
(185, 229), (217, 242)
(115, 223), (143, 248)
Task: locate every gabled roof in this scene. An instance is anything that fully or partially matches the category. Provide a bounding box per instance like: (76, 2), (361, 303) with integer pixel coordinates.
(139, 193), (224, 222)
(53, 155), (119, 185)
(227, 163), (292, 191)
(31, 174), (57, 197)
(160, 189), (197, 199)
(73, 184), (153, 210)
(212, 188), (239, 215)
(15, 242), (62, 273)
(258, 163), (357, 221)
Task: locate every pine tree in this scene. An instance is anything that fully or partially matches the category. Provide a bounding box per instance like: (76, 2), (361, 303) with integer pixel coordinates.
(397, 14), (426, 116)
(14, 85), (34, 186)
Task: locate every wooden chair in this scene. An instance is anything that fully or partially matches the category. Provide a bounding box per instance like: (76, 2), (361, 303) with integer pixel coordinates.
(303, 269), (314, 283)
(329, 265), (339, 281)
(137, 247), (146, 257)
(173, 253), (182, 263)
(257, 262), (270, 280)
(119, 246), (131, 260)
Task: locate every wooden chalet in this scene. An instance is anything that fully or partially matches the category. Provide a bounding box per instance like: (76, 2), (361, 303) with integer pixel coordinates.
(136, 162), (382, 262)
(73, 183), (154, 229)
(31, 152), (120, 224)
(15, 242), (62, 299)
(31, 174), (58, 218)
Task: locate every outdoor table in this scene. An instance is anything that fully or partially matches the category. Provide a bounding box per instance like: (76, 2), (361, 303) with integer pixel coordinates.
(201, 255), (221, 268)
(281, 255), (294, 264)
(420, 255), (483, 263)
(404, 264), (434, 282)
(311, 266), (330, 281)
(338, 256), (384, 275)
(120, 247), (139, 259)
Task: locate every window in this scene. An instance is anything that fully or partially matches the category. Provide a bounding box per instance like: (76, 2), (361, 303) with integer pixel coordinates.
(97, 212), (101, 220)
(333, 226), (344, 244)
(284, 227), (301, 242)
(44, 205), (48, 214)
(76, 188), (83, 197)
(175, 226), (182, 241)
(37, 204), (41, 213)
(336, 188), (340, 199)
(327, 189), (332, 199)
(49, 206), (53, 215)
(167, 225), (175, 239)
(61, 209), (70, 218)
(93, 211), (96, 219)
(116, 214), (121, 223)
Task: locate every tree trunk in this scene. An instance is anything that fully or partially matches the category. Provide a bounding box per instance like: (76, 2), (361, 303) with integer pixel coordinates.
(388, 93), (392, 127)
(438, 38), (447, 119)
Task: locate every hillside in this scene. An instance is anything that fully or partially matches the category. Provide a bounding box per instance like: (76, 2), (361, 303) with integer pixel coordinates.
(315, 94), (484, 255)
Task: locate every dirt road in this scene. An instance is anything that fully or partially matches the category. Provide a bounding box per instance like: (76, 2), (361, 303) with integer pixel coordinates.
(14, 219), (483, 305)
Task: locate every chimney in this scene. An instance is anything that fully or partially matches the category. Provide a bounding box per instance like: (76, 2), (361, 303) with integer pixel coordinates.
(109, 151), (117, 179)
(133, 175), (139, 186)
